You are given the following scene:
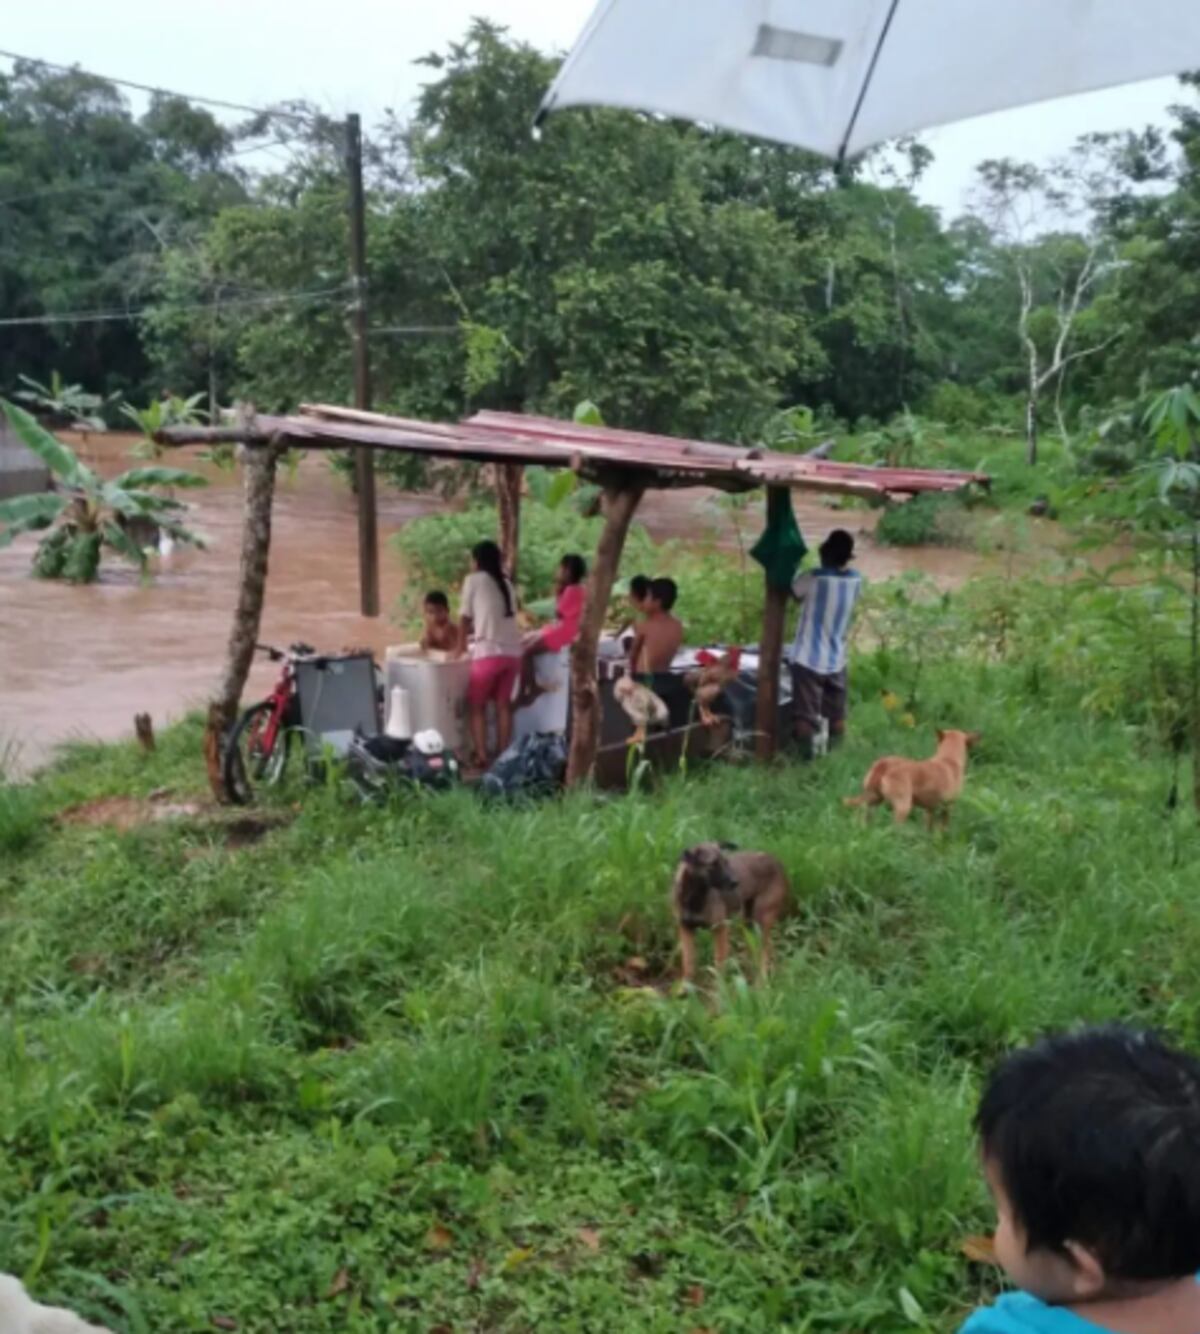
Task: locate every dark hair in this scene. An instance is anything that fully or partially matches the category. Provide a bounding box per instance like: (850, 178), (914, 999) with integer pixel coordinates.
(561, 553), (587, 585)
(630, 574), (651, 601)
(471, 540), (513, 617)
(424, 590), (449, 611)
(819, 529), (855, 568)
(977, 1025), (1200, 1281)
(649, 577), (678, 612)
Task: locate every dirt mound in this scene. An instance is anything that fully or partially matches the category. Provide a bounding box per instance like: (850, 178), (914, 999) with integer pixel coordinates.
(57, 790), (292, 847)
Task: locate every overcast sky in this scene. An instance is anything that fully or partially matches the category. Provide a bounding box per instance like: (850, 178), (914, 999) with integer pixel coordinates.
(1, 0), (1186, 220)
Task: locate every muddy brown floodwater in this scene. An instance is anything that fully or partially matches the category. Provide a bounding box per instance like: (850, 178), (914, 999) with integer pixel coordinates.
(0, 434), (991, 774)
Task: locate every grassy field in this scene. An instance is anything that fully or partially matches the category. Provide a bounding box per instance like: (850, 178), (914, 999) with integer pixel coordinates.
(2, 569), (1198, 1332)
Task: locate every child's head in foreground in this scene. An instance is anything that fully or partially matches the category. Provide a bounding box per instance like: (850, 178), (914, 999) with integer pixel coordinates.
(629, 574), (651, 611)
(976, 1025), (1200, 1313)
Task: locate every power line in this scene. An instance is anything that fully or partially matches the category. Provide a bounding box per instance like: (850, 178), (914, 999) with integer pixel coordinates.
(370, 324), (460, 337)
(0, 47), (319, 129)
(0, 285), (351, 329)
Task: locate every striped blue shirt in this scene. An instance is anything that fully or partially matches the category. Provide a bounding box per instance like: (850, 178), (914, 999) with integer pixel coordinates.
(790, 567), (863, 674)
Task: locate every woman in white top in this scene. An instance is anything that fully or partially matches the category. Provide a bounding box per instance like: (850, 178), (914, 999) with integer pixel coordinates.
(459, 539), (523, 767)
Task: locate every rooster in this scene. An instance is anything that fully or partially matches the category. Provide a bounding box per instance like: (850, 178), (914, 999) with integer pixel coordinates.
(614, 673), (670, 747)
(684, 647), (742, 727)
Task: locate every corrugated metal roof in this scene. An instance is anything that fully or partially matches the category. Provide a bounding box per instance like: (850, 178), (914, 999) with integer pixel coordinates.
(167, 404), (989, 500)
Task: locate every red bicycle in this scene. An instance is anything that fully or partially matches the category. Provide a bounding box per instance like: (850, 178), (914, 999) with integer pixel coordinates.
(222, 642), (315, 804)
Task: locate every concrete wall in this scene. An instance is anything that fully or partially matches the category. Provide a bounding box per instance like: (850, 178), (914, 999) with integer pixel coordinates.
(0, 418), (51, 500)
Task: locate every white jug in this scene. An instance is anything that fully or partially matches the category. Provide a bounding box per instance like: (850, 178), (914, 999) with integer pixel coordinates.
(386, 686), (413, 740)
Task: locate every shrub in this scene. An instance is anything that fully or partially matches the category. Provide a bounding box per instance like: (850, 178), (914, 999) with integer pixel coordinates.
(391, 503), (660, 625)
(875, 493), (966, 547)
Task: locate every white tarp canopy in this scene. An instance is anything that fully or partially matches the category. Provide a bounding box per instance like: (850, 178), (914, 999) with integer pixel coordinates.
(538, 0), (1200, 162)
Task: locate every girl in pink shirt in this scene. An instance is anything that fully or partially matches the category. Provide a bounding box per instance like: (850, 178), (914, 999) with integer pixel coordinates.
(516, 554), (587, 708)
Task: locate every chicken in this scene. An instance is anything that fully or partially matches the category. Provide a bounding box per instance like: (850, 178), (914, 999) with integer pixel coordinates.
(614, 673), (670, 747)
(684, 647), (742, 727)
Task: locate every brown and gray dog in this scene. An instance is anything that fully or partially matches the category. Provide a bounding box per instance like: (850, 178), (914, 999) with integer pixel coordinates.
(671, 842), (791, 983)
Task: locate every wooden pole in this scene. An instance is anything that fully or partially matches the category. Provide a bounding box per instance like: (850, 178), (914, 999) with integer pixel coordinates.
(566, 479), (645, 787)
(346, 112), (379, 618)
(755, 485), (790, 762)
(497, 463), (523, 582)
(204, 439), (282, 801)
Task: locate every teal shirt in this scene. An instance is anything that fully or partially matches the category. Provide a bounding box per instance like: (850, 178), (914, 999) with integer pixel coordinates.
(960, 1292), (1105, 1332)
(962, 1282), (1200, 1333)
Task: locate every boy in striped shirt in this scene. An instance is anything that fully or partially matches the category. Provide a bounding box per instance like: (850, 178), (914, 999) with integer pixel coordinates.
(789, 529), (863, 760)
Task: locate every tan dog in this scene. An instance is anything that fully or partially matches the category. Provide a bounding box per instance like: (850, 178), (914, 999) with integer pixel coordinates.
(671, 842), (791, 983)
(844, 728), (981, 829)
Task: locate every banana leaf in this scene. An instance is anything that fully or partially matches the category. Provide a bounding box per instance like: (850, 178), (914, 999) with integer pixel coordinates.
(114, 467), (207, 490)
(0, 492), (67, 547)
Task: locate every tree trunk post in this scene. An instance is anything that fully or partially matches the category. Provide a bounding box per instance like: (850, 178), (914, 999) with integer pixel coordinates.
(497, 463), (523, 582)
(755, 485), (790, 763)
(204, 438), (282, 801)
(566, 478), (645, 787)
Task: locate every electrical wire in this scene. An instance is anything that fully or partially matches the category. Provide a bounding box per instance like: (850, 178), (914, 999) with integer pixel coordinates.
(0, 285), (351, 329)
(0, 47), (319, 128)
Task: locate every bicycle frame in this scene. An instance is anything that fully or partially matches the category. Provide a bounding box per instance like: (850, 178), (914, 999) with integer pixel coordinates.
(245, 655), (299, 760)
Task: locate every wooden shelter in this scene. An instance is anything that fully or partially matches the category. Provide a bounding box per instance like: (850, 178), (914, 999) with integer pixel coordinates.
(160, 404), (987, 796)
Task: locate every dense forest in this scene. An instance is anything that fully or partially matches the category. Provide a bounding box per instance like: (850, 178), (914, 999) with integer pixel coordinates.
(3, 21), (1199, 461)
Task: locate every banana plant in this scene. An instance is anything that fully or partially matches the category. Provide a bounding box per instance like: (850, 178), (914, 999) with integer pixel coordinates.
(15, 370), (109, 433)
(0, 400), (207, 584)
(121, 393), (208, 459)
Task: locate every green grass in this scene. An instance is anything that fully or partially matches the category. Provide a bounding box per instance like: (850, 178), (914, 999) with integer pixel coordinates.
(2, 573), (1198, 1331)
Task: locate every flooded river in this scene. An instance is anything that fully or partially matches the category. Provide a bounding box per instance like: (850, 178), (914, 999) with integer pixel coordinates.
(1, 434), (992, 773)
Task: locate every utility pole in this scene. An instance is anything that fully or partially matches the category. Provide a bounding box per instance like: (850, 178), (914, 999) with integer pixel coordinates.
(346, 112), (380, 617)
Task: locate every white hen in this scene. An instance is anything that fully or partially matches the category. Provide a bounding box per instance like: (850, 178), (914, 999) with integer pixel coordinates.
(614, 674), (670, 747)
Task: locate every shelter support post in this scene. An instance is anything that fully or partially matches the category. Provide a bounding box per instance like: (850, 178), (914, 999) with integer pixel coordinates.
(497, 464), (523, 581)
(346, 111), (380, 618)
(567, 478), (645, 787)
(204, 439), (281, 801)
(754, 485), (790, 762)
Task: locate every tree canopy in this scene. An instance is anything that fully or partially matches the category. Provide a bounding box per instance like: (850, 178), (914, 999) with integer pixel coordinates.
(2, 24), (1198, 453)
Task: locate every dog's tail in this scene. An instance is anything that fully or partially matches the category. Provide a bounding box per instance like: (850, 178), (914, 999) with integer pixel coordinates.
(843, 759), (888, 808)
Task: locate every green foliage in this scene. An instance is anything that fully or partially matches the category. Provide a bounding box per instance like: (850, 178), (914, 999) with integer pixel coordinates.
(391, 502), (659, 623)
(0, 741), (41, 855)
(875, 494), (966, 548)
(15, 371), (107, 432)
(0, 401), (207, 581)
(120, 393), (208, 458)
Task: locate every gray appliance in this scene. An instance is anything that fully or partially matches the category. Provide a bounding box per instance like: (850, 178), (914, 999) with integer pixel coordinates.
(294, 653), (380, 758)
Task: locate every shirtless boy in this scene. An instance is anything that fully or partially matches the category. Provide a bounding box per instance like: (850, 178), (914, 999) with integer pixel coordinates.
(629, 577), (683, 675)
(420, 590), (461, 654)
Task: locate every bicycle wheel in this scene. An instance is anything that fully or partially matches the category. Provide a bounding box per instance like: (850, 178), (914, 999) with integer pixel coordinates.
(222, 700), (293, 804)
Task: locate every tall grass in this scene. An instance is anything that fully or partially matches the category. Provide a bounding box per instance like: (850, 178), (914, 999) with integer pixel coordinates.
(1, 571), (1197, 1330)
(0, 737), (41, 855)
